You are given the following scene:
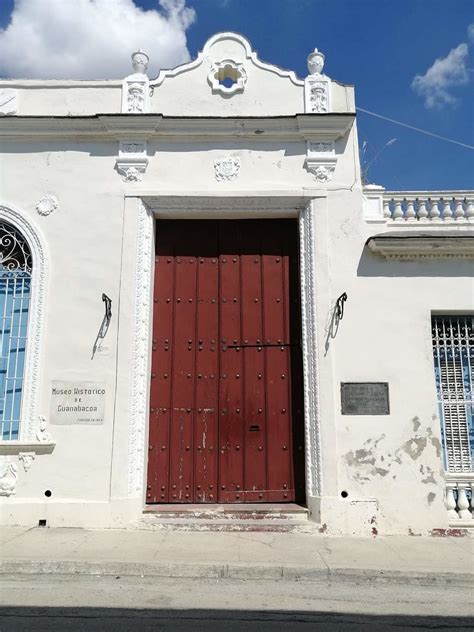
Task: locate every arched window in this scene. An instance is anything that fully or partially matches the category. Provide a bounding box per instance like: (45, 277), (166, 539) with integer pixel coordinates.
(0, 222), (32, 440)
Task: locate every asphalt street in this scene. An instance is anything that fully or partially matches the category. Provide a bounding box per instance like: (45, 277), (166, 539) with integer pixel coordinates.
(0, 574), (472, 631)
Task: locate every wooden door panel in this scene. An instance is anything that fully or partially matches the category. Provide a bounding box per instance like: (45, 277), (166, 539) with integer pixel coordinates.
(148, 218), (304, 504)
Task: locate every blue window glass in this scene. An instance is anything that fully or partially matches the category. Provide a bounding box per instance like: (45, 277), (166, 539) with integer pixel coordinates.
(0, 222), (32, 440)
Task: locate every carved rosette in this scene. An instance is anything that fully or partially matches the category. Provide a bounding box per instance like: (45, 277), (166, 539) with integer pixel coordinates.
(36, 194), (58, 216)
(304, 141), (337, 183)
(116, 141), (148, 182)
(214, 156), (241, 181)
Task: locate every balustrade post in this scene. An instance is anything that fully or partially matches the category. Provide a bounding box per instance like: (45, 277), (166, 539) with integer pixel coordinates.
(441, 198), (454, 220)
(454, 198), (465, 221)
(445, 484), (458, 520)
(383, 199), (392, 220)
(393, 199), (404, 221)
(405, 198), (416, 221)
(417, 199), (428, 221)
(429, 198), (441, 222)
(466, 197), (474, 221)
(456, 485), (472, 519)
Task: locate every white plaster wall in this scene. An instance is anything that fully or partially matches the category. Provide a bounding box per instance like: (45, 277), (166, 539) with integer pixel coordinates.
(0, 82), (122, 116)
(0, 97), (468, 534)
(311, 186), (473, 535)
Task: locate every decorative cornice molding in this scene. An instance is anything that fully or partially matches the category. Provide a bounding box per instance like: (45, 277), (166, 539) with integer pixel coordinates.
(128, 199), (154, 496)
(299, 202), (322, 497)
(367, 233), (474, 259)
(0, 204), (48, 442)
(0, 114), (355, 141)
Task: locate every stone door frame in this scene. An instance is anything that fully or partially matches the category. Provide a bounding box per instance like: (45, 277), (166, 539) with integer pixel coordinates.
(126, 193), (324, 505)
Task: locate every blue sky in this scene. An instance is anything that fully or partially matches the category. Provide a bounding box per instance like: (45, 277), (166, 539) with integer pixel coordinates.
(0, 0), (472, 190)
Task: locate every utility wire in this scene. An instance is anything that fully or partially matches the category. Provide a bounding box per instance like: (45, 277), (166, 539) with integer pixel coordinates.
(357, 107), (474, 150)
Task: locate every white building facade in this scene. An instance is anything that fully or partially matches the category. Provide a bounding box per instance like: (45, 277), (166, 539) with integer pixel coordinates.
(0, 33), (472, 535)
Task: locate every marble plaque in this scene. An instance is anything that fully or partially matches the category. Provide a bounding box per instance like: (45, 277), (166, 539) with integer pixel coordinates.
(341, 382), (389, 415)
(50, 381), (106, 425)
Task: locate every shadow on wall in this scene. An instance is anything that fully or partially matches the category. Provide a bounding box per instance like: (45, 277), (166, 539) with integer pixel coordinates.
(357, 246), (473, 278)
(0, 607), (471, 631)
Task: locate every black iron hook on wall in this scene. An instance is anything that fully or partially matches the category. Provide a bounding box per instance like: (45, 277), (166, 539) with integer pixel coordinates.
(335, 292), (348, 321)
(324, 292), (348, 356)
(102, 293), (112, 325)
(92, 294), (113, 359)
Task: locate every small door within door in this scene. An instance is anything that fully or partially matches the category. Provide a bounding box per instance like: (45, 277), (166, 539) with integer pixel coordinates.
(147, 219), (305, 504)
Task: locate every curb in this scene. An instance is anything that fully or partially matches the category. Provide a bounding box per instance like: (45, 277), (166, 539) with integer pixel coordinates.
(0, 560), (472, 586)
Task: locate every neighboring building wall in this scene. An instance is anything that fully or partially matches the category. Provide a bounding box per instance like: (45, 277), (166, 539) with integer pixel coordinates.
(0, 32), (471, 534)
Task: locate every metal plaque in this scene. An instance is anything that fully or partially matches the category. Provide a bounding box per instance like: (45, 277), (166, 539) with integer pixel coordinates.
(50, 381), (106, 425)
(341, 382), (389, 415)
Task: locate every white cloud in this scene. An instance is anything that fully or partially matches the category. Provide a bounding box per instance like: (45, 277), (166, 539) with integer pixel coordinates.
(0, 0), (196, 79)
(468, 22), (474, 42)
(411, 42), (470, 109)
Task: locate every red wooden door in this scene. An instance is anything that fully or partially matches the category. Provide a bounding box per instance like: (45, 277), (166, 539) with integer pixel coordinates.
(147, 219), (304, 504)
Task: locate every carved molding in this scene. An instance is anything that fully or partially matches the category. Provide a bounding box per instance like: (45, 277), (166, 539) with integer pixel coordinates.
(116, 141), (148, 182)
(151, 32), (303, 89)
(208, 60), (247, 96)
(305, 50), (331, 115)
(214, 156), (241, 181)
(122, 51), (150, 114)
(0, 204), (48, 442)
(36, 415), (52, 442)
(128, 199), (154, 496)
(367, 233), (474, 259)
(36, 194), (58, 216)
(18, 451), (35, 471)
(0, 88), (17, 116)
(304, 141), (337, 183)
(299, 202), (322, 497)
(127, 193), (323, 503)
(0, 460), (18, 496)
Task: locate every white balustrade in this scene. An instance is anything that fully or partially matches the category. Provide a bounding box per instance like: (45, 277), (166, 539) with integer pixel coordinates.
(364, 188), (474, 223)
(445, 475), (474, 525)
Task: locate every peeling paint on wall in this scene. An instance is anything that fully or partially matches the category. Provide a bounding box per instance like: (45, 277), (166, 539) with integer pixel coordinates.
(343, 421), (443, 492)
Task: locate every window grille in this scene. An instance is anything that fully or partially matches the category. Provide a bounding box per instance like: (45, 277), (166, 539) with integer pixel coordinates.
(0, 222), (32, 440)
(432, 315), (474, 472)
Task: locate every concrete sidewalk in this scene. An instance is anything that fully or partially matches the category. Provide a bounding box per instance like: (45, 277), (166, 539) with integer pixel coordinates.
(0, 526), (472, 586)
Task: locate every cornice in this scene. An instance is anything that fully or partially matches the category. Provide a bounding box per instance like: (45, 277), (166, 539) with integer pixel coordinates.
(0, 113), (354, 141)
(367, 232), (474, 259)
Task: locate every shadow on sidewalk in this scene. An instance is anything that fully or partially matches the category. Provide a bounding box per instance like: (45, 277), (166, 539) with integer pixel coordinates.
(0, 606), (471, 631)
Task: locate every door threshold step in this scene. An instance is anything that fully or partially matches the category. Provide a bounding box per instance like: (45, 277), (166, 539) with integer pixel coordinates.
(138, 518), (315, 533)
(144, 503), (307, 514)
(140, 505), (313, 532)
(143, 505), (308, 522)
